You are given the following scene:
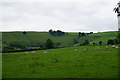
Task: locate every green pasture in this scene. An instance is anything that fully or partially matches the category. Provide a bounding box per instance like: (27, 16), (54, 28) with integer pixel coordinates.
(2, 31), (118, 47)
(2, 45), (118, 78)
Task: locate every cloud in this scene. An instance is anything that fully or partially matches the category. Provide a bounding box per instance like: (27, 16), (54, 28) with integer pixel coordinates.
(0, 0), (118, 32)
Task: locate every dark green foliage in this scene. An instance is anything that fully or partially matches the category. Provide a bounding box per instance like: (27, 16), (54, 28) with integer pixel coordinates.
(99, 41), (102, 45)
(9, 41), (26, 49)
(81, 40), (89, 46)
(49, 29), (53, 33)
(78, 32), (86, 37)
(45, 39), (54, 49)
(90, 32), (93, 34)
(49, 29), (65, 36)
(107, 39), (119, 45)
(73, 39), (78, 44)
(3, 46), (14, 51)
(55, 42), (61, 47)
(93, 42), (97, 46)
(113, 38), (119, 44)
(23, 31), (27, 34)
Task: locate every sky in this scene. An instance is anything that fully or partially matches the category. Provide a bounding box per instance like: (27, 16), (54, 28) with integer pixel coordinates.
(0, 0), (119, 32)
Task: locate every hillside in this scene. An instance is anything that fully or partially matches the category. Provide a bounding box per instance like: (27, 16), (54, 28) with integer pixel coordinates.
(2, 45), (118, 78)
(2, 31), (118, 51)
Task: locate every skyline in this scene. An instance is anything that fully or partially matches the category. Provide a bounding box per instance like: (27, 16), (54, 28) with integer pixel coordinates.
(0, 0), (119, 32)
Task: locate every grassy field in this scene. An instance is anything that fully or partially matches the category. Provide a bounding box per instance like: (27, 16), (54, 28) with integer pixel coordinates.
(2, 45), (118, 78)
(2, 31), (118, 47)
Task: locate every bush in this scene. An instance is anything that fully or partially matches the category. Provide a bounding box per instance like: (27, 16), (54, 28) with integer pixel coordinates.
(81, 40), (89, 46)
(3, 46), (14, 51)
(45, 39), (54, 49)
(9, 41), (27, 49)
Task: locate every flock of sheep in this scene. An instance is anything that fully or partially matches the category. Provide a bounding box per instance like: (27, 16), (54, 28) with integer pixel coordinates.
(29, 45), (119, 54)
(82, 45), (119, 51)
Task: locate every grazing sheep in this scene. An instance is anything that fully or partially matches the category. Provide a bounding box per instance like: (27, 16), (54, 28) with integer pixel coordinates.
(105, 46), (109, 49)
(43, 51), (48, 54)
(112, 45), (116, 48)
(115, 46), (119, 48)
(83, 48), (88, 51)
(25, 52), (28, 53)
(31, 51), (36, 53)
(95, 46), (100, 50)
(74, 49), (78, 51)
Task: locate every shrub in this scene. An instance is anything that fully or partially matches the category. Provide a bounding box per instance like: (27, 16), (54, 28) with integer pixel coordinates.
(9, 41), (27, 49)
(45, 39), (54, 49)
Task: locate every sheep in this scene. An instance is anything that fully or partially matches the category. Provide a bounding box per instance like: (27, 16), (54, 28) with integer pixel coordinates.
(43, 51), (48, 54)
(25, 52), (28, 53)
(95, 46), (100, 50)
(112, 45), (116, 48)
(83, 48), (88, 51)
(31, 51), (36, 53)
(105, 46), (109, 49)
(74, 49), (78, 51)
(115, 46), (119, 48)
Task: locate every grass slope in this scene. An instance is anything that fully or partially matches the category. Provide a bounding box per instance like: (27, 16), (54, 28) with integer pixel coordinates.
(2, 31), (118, 47)
(2, 45), (118, 78)
(2, 32), (78, 47)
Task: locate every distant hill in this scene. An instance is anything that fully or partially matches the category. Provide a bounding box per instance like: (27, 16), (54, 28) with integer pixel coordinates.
(2, 31), (118, 51)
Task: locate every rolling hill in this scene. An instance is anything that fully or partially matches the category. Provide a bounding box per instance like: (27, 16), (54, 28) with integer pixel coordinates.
(2, 31), (118, 51)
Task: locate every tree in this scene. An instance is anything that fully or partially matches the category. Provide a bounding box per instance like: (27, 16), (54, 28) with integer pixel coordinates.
(93, 42), (96, 46)
(107, 39), (114, 45)
(73, 39), (78, 44)
(49, 29), (65, 36)
(81, 40), (89, 46)
(114, 38), (119, 44)
(78, 32), (86, 37)
(3, 45), (14, 51)
(9, 41), (26, 49)
(56, 42), (61, 47)
(23, 31), (27, 34)
(85, 40), (89, 45)
(99, 41), (102, 45)
(90, 32), (93, 34)
(49, 29), (53, 34)
(45, 39), (54, 49)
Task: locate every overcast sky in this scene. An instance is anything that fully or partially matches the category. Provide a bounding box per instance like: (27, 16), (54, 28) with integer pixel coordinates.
(0, 0), (119, 32)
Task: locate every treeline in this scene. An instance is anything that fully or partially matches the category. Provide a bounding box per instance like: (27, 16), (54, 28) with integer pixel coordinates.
(78, 32), (93, 37)
(48, 29), (94, 37)
(2, 39), (62, 52)
(92, 38), (119, 46)
(49, 29), (65, 36)
(73, 38), (120, 46)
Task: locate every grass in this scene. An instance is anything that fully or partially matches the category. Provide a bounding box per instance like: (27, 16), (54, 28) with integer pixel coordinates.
(2, 45), (118, 78)
(2, 31), (118, 47)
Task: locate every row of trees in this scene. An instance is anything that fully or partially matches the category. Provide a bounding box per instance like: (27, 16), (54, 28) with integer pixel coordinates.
(3, 38), (119, 52)
(73, 38), (119, 46)
(49, 29), (65, 36)
(3, 39), (58, 51)
(92, 39), (119, 45)
(78, 32), (93, 37)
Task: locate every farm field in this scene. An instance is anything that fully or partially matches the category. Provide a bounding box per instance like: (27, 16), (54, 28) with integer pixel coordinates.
(2, 45), (118, 78)
(2, 31), (118, 48)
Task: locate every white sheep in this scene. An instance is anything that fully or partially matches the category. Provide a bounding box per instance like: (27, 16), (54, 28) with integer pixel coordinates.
(112, 45), (116, 48)
(74, 49), (78, 51)
(115, 46), (119, 48)
(31, 51), (36, 53)
(95, 46), (100, 50)
(83, 48), (88, 51)
(105, 46), (109, 49)
(43, 51), (48, 53)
